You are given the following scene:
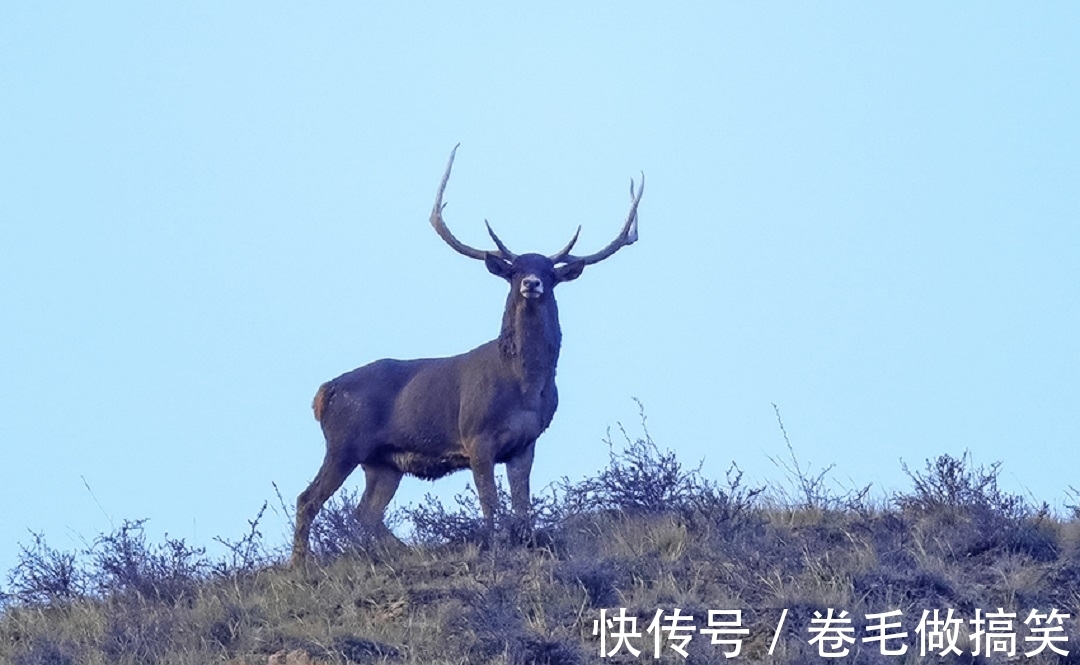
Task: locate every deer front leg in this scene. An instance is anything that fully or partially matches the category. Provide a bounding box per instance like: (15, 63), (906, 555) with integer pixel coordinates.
(505, 441), (535, 545)
(468, 444), (499, 546)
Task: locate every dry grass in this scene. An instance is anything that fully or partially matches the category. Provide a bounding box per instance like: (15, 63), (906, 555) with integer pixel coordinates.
(3, 423), (1078, 664)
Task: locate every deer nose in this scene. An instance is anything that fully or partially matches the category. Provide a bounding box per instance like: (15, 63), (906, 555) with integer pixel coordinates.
(520, 275), (544, 298)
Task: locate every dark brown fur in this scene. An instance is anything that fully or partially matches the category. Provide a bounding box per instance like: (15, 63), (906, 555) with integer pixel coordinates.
(290, 149), (641, 565)
(291, 254), (584, 563)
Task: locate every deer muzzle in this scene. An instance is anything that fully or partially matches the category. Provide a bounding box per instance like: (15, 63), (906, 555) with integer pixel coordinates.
(520, 275), (544, 299)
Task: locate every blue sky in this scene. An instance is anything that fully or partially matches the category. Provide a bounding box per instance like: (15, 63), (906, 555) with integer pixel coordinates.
(2, 4), (1077, 574)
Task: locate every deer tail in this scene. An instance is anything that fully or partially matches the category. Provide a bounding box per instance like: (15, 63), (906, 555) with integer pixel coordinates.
(312, 383), (330, 422)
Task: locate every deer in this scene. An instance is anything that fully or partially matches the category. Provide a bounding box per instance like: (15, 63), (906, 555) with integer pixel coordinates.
(291, 146), (643, 565)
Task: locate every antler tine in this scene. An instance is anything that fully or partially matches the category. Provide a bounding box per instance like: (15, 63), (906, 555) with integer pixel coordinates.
(548, 225), (581, 264)
(563, 172), (644, 266)
(484, 220), (517, 261)
(429, 145), (504, 261)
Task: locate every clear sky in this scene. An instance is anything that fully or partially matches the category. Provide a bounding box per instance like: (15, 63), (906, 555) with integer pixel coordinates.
(2, 4), (1077, 575)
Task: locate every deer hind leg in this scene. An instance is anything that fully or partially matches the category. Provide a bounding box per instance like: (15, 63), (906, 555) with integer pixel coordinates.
(292, 447), (357, 565)
(505, 441), (535, 545)
(356, 464), (403, 543)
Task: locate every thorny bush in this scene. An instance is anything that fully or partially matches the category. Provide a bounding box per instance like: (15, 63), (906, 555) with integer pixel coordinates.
(897, 451), (1056, 561)
(6, 532), (86, 606)
(88, 519), (208, 603)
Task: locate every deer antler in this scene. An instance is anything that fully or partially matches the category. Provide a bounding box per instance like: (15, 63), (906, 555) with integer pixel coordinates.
(547, 226), (581, 263)
(430, 145), (517, 261)
(484, 219), (517, 260)
(553, 173), (644, 266)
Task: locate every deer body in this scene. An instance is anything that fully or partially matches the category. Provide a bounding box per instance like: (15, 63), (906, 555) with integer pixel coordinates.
(291, 149), (641, 564)
(314, 280), (561, 478)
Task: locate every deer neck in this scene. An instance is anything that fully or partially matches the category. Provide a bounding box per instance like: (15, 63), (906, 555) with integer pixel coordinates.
(498, 295), (562, 396)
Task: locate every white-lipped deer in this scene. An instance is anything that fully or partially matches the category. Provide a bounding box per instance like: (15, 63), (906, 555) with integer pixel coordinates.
(292, 147), (642, 564)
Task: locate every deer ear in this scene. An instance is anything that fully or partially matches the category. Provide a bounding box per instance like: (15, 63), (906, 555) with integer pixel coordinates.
(554, 259), (585, 283)
(484, 253), (513, 281)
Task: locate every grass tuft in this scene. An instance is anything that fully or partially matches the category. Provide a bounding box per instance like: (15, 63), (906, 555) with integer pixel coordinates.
(2, 405), (1077, 664)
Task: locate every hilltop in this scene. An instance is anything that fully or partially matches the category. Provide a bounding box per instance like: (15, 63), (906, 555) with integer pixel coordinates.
(3, 419), (1078, 664)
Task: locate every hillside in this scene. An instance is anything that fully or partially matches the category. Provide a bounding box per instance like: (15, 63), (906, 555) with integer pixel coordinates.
(3, 422), (1078, 664)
